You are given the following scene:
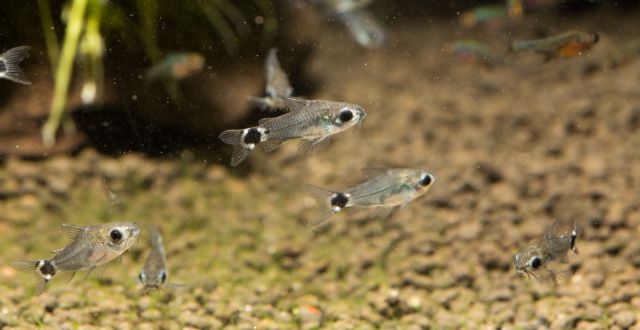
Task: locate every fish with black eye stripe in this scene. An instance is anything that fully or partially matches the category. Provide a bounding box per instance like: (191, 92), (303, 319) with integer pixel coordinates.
(219, 97), (366, 166)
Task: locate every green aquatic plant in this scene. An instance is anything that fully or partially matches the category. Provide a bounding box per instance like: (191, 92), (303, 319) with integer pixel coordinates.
(37, 0), (279, 146)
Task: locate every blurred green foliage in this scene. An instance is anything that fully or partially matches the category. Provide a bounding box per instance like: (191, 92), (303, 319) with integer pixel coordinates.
(34, 0), (279, 146)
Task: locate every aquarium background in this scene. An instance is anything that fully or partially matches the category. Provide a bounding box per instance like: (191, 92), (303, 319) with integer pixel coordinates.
(0, 0), (639, 328)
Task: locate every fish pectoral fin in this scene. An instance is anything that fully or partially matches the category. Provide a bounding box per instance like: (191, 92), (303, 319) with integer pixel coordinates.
(298, 137), (330, 155)
(368, 206), (399, 220)
(261, 139), (282, 153)
(60, 224), (87, 240)
(50, 248), (64, 254)
(82, 265), (107, 280)
(360, 167), (390, 179)
(60, 271), (76, 284)
(346, 206), (366, 216)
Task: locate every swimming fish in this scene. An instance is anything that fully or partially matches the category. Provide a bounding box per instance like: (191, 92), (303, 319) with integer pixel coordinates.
(0, 46), (31, 85)
(145, 52), (205, 81)
(250, 48), (293, 110)
(219, 97), (366, 166)
(513, 220), (579, 286)
(460, 5), (508, 30)
(138, 226), (169, 291)
(450, 40), (506, 67)
(509, 30), (599, 62)
(11, 222), (140, 295)
(311, 0), (386, 48)
(337, 8), (387, 48)
(307, 168), (435, 228)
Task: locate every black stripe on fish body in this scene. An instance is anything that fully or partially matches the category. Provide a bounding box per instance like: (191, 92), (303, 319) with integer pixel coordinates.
(0, 60), (6, 73)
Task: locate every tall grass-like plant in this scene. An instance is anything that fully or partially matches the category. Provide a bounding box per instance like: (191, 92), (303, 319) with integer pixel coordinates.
(38, 0), (278, 147)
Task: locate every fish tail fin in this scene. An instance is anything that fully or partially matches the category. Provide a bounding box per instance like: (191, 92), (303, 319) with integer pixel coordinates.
(149, 225), (165, 252)
(304, 184), (347, 230)
(10, 259), (54, 295)
(0, 46), (31, 85)
(218, 129), (254, 167)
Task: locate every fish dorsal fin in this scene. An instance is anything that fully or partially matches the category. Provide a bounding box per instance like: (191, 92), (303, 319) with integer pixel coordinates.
(361, 167), (390, 179)
(280, 96), (311, 112)
(61, 224), (87, 241)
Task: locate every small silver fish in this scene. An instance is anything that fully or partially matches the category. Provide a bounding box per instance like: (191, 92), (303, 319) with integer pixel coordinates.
(0, 46), (31, 85)
(307, 168), (436, 228)
(138, 226), (169, 291)
(250, 48), (293, 110)
(11, 222), (140, 295)
(514, 220), (579, 286)
(219, 97), (366, 166)
(337, 9), (387, 48)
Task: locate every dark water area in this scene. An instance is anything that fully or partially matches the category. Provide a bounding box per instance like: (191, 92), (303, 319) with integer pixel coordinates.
(1, 1), (640, 329)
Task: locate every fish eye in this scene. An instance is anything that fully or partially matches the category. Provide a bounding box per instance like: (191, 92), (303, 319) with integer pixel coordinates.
(420, 174), (433, 186)
(159, 271), (167, 284)
(529, 256), (542, 269)
(110, 229), (123, 242)
(339, 109), (354, 122)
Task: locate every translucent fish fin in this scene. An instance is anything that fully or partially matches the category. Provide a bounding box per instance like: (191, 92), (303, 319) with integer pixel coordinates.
(0, 46), (31, 84)
(230, 146), (251, 167)
(368, 206), (399, 220)
(298, 137), (330, 155)
(304, 184), (341, 231)
(149, 225), (164, 250)
(279, 96), (311, 112)
(361, 167), (389, 179)
(83, 264), (107, 280)
(261, 139), (282, 153)
(50, 248), (63, 254)
(347, 206), (366, 216)
(10, 260), (50, 295)
(60, 271), (76, 284)
(218, 129), (243, 145)
(60, 224), (87, 240)
(9, 259), (38, 276)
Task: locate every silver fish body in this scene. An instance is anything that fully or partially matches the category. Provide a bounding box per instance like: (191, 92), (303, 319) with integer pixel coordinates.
(308, 168), (435, 228)
(0, 46), (31, 85)
(337, 9), (387, 48)
(251, 48), (293, 110)
(139, 226), (169, 291)
(219, 97), (366, 166)
(11, 222), (140, 295)
(513, 220), (579, 286)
